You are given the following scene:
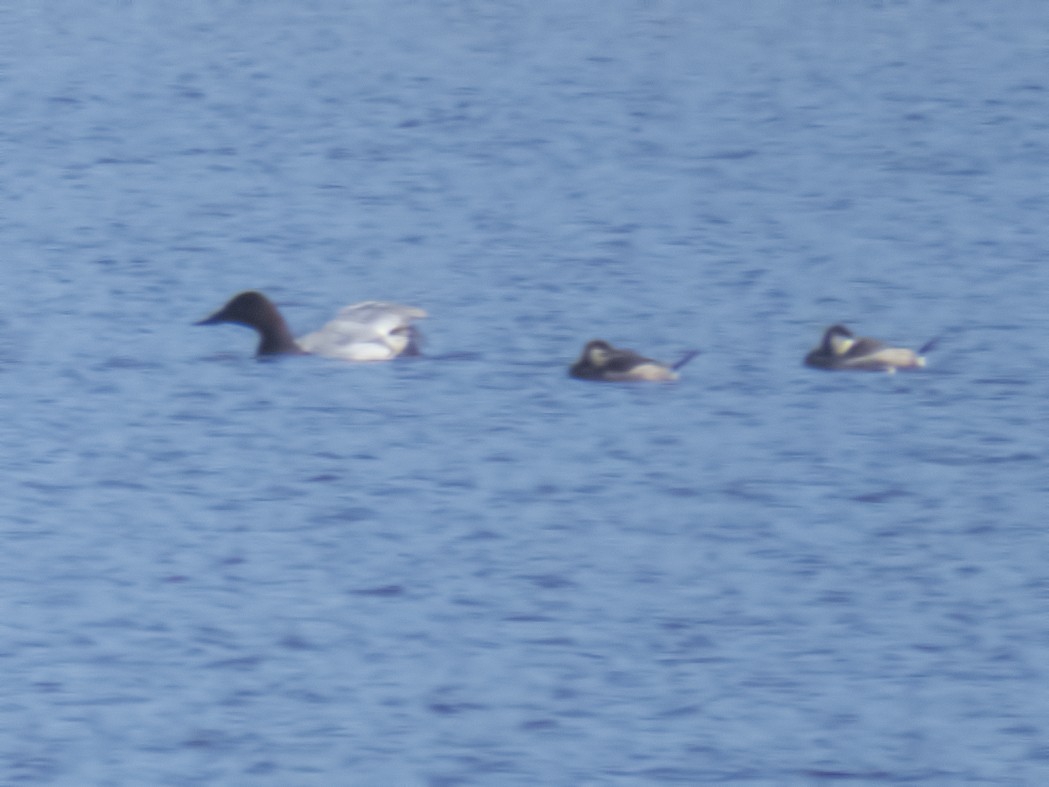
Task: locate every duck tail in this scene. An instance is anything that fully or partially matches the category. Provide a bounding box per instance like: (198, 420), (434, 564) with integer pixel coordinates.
(671, 350), (700, 371)
(399, 325), (425, 357)
(918, 336), (940, 355)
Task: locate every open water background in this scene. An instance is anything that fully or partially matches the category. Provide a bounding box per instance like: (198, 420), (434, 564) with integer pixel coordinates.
(3, 2), (1049, 784)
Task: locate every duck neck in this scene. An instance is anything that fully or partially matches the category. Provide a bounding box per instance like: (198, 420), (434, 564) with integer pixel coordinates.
(256, 314), (304, 356)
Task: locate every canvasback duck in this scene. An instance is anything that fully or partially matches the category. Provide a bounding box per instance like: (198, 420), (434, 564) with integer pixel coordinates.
(569, 339), (698, 382)
(196, 290), (426, 361)
(804, 324), (931, 372)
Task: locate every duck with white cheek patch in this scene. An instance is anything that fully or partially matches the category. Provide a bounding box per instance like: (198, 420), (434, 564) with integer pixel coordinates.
(569, 339), (698, 382)
(804, 324), (936, 372)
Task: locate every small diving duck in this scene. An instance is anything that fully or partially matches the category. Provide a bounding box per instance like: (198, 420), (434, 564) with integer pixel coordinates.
(196, 290), (426, 361)
(569, 339), (698, 382)
(804, 324), (932, 372)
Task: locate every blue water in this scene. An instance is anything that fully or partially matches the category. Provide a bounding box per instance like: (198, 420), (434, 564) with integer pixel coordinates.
(3, 2), (1049, 784)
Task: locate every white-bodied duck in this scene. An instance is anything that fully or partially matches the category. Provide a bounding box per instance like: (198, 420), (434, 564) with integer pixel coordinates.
(196, 290), (426, 361)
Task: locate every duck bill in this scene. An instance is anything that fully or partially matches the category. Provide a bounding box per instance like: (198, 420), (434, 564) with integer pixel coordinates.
(194, 311), (224, 326)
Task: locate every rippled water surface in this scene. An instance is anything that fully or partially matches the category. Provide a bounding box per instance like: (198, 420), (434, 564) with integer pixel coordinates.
(4, 2), (1049, 784)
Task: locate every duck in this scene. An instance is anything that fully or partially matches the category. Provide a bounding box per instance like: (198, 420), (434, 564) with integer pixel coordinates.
(195, 290), (426, 361)
(804, 324), (931, 372)
(569, 339), (698, 382)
